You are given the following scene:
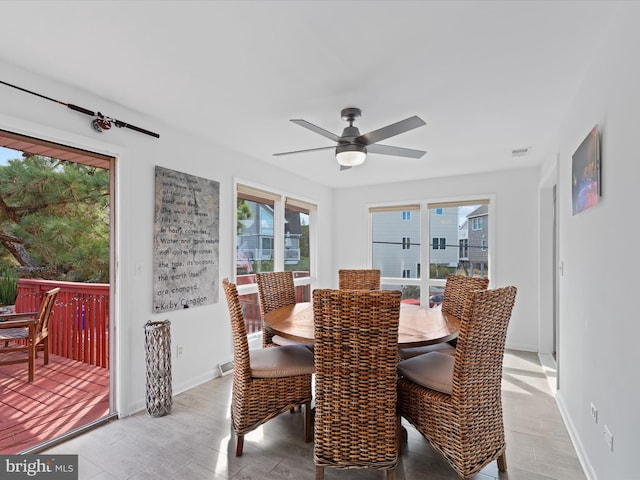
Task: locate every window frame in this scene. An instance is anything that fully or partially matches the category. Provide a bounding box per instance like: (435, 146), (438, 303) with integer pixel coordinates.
(368, 195), (495, 306)
(234, 179), (317, 296)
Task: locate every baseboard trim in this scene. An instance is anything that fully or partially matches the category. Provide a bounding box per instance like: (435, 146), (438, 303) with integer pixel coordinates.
(556, 391), (597, 480)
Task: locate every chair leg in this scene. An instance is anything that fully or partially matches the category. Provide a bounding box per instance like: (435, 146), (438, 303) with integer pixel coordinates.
(43, 339), (49, 365)
(304, 401), (312, 442)
(386, 466), (396, 480)
(315, 466), (324, 480)
(235, 433), (244, 456)
(28, 341), (35, 382)
(497, 451), (507, 471)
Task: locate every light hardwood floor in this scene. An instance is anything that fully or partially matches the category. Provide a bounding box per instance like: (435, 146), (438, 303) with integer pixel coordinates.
(43, 350), (585, 479)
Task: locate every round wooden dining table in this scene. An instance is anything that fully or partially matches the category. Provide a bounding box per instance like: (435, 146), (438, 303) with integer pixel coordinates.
(263, 301), (460, 348)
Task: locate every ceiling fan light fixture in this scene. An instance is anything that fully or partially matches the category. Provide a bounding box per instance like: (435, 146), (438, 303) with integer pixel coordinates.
(336, 144), (366, 166)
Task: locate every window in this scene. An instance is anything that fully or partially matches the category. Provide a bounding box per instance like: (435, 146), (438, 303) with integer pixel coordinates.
(459, 239), (469, 258)
(260, 237), (273, 259)
(236, 183), (317, 335)
(429, 201), (489, 280)
(236, 183), (315, 280)
(236, 187), (276, 275)
(371, 204), (420, 283)
(284, 198), (312, 274)
(370, 199), (490, 306)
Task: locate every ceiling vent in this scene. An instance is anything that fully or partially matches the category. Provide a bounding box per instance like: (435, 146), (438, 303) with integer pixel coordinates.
(512, 147), (530, 157)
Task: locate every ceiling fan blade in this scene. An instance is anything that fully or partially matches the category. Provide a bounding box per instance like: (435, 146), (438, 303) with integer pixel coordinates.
(356, 116), (426, 146)
(291, 119), (340, 142)
(367, 143), (426, 159)
(273, 145), (335, 156)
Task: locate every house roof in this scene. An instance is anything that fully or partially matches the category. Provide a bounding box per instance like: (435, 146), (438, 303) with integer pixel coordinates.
(467, 205), (489, 218)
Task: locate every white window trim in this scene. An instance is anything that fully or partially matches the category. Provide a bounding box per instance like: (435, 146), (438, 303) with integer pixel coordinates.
(233, 177), (318, 295)
(367, 194), (496, 306)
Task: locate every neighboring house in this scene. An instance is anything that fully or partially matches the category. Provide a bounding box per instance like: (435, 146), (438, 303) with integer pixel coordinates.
(372, 207), (461, 278)
(458, 219), (469, 262)
(429, 207), (459, 268)
(372, 209), (421, 278)
(466, 205), (488, 276)
(237, 201), (274, 267)
(237, 200), (301, 270)
(283, 209), (302, 264)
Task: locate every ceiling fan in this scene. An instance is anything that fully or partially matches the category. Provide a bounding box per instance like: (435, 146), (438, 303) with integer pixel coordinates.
(273, 107), (426, 170)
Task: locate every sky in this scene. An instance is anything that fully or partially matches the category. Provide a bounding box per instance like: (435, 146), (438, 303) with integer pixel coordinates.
(0, 146), (21, 165)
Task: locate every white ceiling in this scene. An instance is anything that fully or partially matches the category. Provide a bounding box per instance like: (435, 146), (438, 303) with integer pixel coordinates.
(0, 1), (621, 188)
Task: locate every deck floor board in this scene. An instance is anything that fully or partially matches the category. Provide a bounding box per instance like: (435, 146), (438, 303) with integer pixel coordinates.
(0, 351), (109, 454)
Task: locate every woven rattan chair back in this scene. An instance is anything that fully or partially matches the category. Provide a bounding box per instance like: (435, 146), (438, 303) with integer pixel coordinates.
(441, 274), (489, 319)
(222, 279), (252, 381)
(453, 285), (516, 397)
(313, 289), (401, 480)
(222, 278), (313, 456)
(398, 286), (517, 479)
(338, 269), (381, 290)
(256, 271), (297, 347)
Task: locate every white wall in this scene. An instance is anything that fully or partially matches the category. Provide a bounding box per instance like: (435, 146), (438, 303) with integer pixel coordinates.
(540, 3), (640, 479)
(0, 60), (333, 416)
(3, 4), (639, 475)
(332, 167), (540, 351)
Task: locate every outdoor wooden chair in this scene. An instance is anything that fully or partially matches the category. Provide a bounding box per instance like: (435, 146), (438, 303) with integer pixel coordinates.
(397, 286), (517, 479)
(222, 279), (314, 456)
(313, 288), (401, 480)
(338, 269), (381, 290)
(399, 274), (489, 360)
(0, 287), (61, 382)
(256, 271), (299, 347)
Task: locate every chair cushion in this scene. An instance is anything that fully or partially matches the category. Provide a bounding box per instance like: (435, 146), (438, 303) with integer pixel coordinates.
(272, 335), (304, 346)
(397, 351), (454, 395)
(250, 344), (315, 378)
(398, 342), (456, 360)
(0, 327), (28, 340)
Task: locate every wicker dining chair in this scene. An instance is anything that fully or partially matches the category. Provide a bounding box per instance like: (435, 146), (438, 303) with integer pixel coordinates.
(222, 279), (314, 456)
(398, 274), (489, 361)
(0, 287), (60, 382)
(441, 274), (490, 319)
(397, 286), (517, 479)
(337, 269), (381, 290)
(313, 288), (401, 480)
(256, 271), (298, 347)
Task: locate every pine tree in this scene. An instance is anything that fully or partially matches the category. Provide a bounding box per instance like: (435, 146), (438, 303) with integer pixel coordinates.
(0, 154), (110, 282)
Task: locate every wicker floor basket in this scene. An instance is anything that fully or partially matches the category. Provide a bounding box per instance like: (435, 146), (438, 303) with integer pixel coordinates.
(144, 320), (172, 417)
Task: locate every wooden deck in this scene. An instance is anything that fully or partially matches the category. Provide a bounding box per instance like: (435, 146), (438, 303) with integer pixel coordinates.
(0, 351), (110, 454)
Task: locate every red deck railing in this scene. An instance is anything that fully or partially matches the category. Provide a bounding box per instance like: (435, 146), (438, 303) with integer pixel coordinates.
(13, 273), (307, 366)
(15, 279), (110, 369)
(237, 272), (310, 335)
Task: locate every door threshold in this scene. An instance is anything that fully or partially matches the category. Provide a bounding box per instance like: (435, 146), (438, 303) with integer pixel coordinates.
(538, 352), (557, 395)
